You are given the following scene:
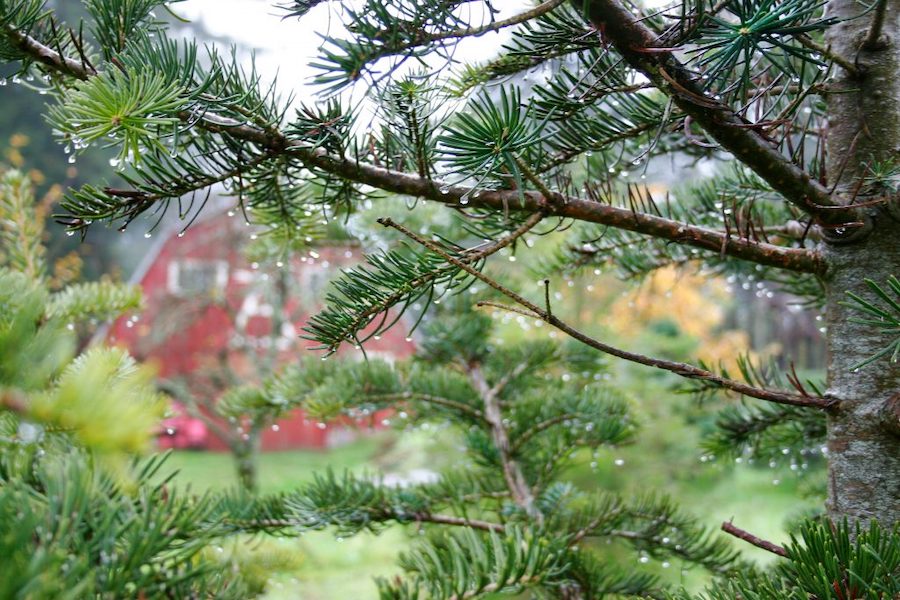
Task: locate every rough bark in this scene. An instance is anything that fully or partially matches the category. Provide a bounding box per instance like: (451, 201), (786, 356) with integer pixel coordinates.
(824, 0), (900, 526)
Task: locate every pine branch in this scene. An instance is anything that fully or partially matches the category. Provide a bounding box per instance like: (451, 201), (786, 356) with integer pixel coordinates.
(576, 0), (861, 229)
(376, 218), (834, 410)
(307, 153), (824, 274)
(5, 26), (824, 274)
(368, 392), (486, 423)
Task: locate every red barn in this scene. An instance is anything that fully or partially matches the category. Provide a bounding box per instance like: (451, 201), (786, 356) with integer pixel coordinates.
(102, 206), (415, 451)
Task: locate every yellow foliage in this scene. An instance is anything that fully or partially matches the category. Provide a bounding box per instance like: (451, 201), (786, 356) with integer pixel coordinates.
(607, 266), (758, 369)
(51, 251), (83, 289)
(5, 147), (23, 167)
(8, 133), (29, 148)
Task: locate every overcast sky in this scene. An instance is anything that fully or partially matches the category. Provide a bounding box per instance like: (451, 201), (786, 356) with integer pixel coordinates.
(177, 0), (528, 102)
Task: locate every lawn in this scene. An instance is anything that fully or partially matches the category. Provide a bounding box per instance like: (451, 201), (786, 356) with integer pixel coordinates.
(163, 415), (820, 599)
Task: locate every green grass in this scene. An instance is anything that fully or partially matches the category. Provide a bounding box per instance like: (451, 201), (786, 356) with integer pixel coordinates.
(163, 435), (387, 493)
(162, 370), (822, 598)
(162, 432), (429, 599)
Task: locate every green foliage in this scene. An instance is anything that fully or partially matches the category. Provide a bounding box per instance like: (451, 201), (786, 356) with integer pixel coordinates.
(45, 279), (142, 323)
(303, 240), (479, 352)
(84, 0), (182, 57)
(704, 400), (825, 462)
(378, 526), (570, 599)
(48, 67), (185, 165)
(0, 0), (894, 596)
(0, 170), (45, 278)
(439, 86), (543, 190)
(671, 520), (900, 599)
(841, 275), (900, 368)
(0, 452), (250, 599)
(264, 308), (739, 596)
(689, 0), (835, 98)
(0, 168), (265, 597)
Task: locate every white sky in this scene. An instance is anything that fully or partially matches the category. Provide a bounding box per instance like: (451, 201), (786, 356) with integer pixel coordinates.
(176, 0), (529, 102)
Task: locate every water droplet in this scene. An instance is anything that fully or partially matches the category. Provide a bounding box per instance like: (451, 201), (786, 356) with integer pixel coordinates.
(68, 155), (77, 164)
(144, 233), (152, 239)
(65, 230), (75, 237)
(109, 158), (120, 167)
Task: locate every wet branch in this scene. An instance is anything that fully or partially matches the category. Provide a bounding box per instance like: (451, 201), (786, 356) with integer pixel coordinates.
(378, 218), (837, 411)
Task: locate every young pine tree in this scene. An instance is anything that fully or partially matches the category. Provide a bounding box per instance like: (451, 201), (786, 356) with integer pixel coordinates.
(262, 305), (741, 597)
(0, 169), (280, 598)
(1, 0), (898, 596)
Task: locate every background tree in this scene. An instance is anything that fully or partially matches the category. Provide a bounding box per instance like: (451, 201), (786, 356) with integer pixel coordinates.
(0, 0), (898, 596)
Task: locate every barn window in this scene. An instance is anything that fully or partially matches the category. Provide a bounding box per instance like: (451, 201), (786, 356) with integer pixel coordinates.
(167, 260), (228, 296)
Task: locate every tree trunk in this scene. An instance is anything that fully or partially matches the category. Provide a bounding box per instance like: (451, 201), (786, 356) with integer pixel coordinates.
(825, 0), (900, 526)
(235, 433), (261, 493)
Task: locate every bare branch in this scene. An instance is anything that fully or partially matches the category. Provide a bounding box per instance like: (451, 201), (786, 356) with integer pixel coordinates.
(721, 521), (788, 557)
(3, 25), (93, 80)
(378, 218), (836, 410)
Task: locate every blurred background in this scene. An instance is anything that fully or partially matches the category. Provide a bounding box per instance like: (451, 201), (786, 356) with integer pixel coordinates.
(0, 1), (827, 597)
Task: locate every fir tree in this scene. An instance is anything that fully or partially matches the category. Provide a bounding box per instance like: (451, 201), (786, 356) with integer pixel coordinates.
(0, 168), (277, 597)
(266, 305), (742, 596)
(0, 0), (898, 597)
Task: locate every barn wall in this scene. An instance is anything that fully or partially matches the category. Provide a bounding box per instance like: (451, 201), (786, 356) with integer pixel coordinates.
(106, 211), (416, 451)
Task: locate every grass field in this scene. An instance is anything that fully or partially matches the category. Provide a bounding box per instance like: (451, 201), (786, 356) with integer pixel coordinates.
(163, 415), (820, 599)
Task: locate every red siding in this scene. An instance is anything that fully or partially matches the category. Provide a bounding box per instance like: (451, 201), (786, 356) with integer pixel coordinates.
(106, 211), (415, 451)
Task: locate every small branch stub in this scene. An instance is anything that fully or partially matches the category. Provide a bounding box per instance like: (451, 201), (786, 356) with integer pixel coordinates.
(721, 521), (788, 557)
(881, 393), (900, 437)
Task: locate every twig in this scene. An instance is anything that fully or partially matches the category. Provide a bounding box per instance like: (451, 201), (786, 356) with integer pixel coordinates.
(378, 218), (836, 411)
(543, 279), (552, 318)
(794, 34), (860, 78)
(862, 0), (889, 50)
(416, 513), (504, 533)
(721, 521), (788, 557)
